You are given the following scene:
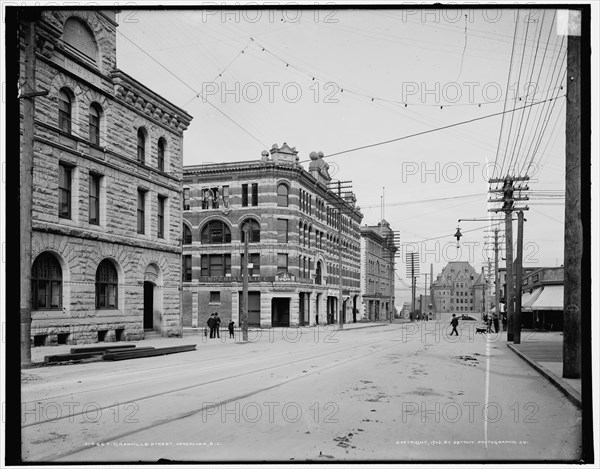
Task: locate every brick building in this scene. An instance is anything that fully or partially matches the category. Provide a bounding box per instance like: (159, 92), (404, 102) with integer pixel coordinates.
(360, 220), (397, 321)
(22, 10), (192, 345)
(181, 143), (363, 328)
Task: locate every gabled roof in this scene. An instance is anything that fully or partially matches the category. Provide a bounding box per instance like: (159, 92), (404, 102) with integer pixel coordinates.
(432, 261), (479, 288)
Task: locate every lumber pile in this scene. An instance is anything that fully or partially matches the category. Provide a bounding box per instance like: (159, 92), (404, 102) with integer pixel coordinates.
(44, 344), (196, 364)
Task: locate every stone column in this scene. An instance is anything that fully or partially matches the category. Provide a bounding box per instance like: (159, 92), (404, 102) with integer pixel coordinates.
(192, 290), (199, 327)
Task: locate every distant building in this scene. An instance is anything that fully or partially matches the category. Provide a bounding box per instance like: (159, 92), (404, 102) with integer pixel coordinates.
(417, 294), (433, 319)
(182, 144), (363, 328)
(23, 10), (192, 345)
(360, 220), (397, 321)
(399, 302), (412, 319)
(430, 261), (481, 321)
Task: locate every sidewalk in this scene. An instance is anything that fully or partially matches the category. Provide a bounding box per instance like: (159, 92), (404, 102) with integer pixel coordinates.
(507, 332), (581, 408)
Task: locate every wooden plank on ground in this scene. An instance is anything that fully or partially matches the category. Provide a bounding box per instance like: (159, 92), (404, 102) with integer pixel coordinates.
(70, 344), (136, 354)
(102, 345), (197, 361)
(45, 347), (155, 364)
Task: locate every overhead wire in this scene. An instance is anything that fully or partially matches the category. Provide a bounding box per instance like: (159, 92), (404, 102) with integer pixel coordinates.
(512, 10), (555, 175)
(506, 10), (545, 175)
(497, 9), (531, 179)
(116, 27), (268, 149)
(491, 11), (520, 188)
(298, 95), (564, 162)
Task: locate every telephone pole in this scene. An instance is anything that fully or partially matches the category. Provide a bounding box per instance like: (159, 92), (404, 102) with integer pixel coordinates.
(405, 252), (420, 320)
(423, 273), (429, 319)
(326, 180), (353, 330)
(385, 231), (400, 323)
(494, 229), (501, 329)
(241, 226), (249, 342)
(20, 17), (46, 367)
(563, 11), (582, 379)
(514, 211), (525, 344)
(488, 177), (529, 342)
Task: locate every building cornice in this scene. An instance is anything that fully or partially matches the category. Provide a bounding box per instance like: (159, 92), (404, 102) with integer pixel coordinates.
(111, 70), (193, 134)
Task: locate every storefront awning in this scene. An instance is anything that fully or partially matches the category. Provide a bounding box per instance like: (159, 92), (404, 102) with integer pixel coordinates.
(530, 285), (563, 311)
(521, 288), (544, 311)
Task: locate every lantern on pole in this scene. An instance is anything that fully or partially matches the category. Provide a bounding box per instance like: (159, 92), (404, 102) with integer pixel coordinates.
(454, 226), (462, 248)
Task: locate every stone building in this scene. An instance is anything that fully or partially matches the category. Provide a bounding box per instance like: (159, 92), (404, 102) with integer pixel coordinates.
(430, 261), (480, 322)
(22, 10), (192, 345)
(359, 220), (397, 321)
(181, 143), (363, 328)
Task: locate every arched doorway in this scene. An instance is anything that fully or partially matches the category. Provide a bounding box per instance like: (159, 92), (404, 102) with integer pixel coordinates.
(143, 281), (154, 329)
(143, 264), (161, 332)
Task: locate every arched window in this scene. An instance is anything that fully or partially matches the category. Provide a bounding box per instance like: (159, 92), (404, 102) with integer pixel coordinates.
(31, 252), (62, 309)
(137, 128), (147, 164)
(277, 183), (289, 207)
(58, 88), (72, 134)
(158, 138), (166, 172)
(201, 220), (231, 244)
(304, 224), (308, 247)
(183, 224), (192, 245)
(64, 17), (98, 63)
(96, 259), (118, 309)
(240, 219), (260, 243)
(315, 261), (322, 285)
(89, 103), (102, 145)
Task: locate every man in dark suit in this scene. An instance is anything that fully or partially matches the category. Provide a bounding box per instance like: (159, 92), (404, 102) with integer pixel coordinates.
(450, 314), (459, 336)
(214, 313), (221, 338)
(207, 314), (215, 339)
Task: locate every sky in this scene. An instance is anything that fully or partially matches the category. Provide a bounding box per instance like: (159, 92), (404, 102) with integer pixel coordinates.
(114, 3), (593, 304)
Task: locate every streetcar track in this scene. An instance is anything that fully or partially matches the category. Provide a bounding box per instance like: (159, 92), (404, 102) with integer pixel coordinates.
(22, 326), (403, 405)
(24, 326), (392, 391)
(22, 326), (407, 428)
(48, 334), (421, 462)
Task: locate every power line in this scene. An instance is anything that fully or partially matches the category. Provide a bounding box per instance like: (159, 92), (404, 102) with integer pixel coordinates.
(116, 28), (268, 149)
(492, 12), (520, 188)
(506, 10), (545, 175)
(519, 15), (568, 177)
(300, 95), (564, 162)
(403, 224), (495, 244)
(360, 192), (485, 209)
(512, 10), (555, 176)
(498, 9), (531, 179)
(248, 36), (551, 109)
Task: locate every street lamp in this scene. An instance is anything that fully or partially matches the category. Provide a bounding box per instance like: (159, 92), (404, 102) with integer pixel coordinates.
(454, 226), (462, 248)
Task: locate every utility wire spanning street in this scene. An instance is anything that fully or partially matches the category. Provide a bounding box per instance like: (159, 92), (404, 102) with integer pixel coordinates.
(21, 323), (581, 462)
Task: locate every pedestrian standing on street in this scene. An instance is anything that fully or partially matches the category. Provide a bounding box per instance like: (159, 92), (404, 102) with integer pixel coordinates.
(228, 320), (235, 339)
(214, 312), (221, 338)
(207, 314), (215, 339)
(493, 314), (500, 333)
(450, 314), (459, 336)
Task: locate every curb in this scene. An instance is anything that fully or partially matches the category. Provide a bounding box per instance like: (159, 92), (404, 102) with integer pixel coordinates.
(336, 322), (391, 331)
(507, 343), (581, 409)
